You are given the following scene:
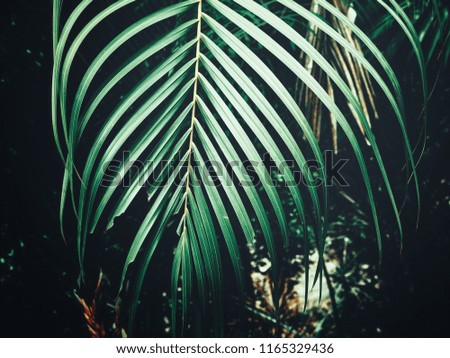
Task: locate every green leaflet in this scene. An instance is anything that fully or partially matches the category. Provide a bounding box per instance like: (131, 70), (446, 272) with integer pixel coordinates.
(52, 0), (93, 237)
(60, 0), (136, 149)
(53, 0), (93, 160)
(188, 179), (224, 335)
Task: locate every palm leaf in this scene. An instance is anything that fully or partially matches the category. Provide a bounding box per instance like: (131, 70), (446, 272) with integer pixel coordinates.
(53, 0), (421, 336)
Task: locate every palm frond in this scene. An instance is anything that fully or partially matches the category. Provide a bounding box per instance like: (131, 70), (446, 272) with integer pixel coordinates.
(52, 0), (421, 336)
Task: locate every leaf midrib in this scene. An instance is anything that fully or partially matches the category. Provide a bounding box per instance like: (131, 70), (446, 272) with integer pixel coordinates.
(181, 0), (203, 239)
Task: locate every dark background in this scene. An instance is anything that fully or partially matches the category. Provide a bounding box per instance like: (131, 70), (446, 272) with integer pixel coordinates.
(1, 0), (449, 337)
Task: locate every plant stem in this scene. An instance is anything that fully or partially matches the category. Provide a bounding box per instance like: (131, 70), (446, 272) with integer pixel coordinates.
(181, 0), (203, 238)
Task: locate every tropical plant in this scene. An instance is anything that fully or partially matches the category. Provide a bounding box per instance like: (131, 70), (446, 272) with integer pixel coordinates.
(51, 0), (447, 337)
